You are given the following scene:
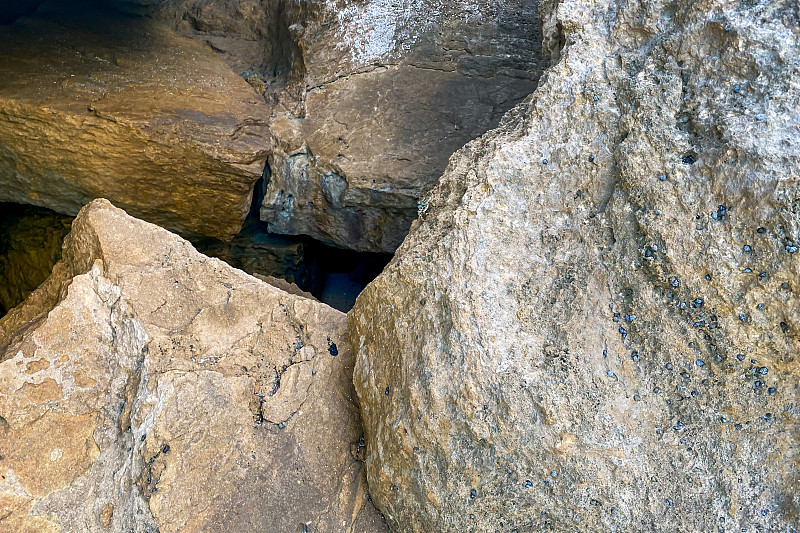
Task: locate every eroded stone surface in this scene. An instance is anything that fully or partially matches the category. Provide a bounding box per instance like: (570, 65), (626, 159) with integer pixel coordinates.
(0, 199), (385, 532)
(258, 0), (545, 252)
(0, 2), (270, 240)
(350, 0), (800, 530)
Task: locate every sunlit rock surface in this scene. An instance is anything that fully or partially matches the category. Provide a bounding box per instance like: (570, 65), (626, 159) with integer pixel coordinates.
(350, 0), (800, 530)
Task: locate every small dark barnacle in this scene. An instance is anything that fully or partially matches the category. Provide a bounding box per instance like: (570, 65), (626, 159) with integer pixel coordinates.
(682, 154), (695, 165)
(542, 158), (548, 165)
(756, 113), (765, 121)
(696, 359), (704, 367)
(603, 349), (608, 358)
(470, 488), (477, 499)
(712, 205), (727, 220)
(588, 155), (595, 162)
(743, 245), (752, 252)
(619, 327), (627, 339)
(786, 244), (799, 254)
(768, 387), (775, 395)
(625, 314), (636, 322)
(653, 387), (660, 393)
(667, 498), (674, 506)
(670, 277), (680, 288)
(385, 387), (390, 395)
(141, 434), (146, 442)
(757, 303), (764, 310)
(593, 95), (599, 102)
(720, 417), (727, 423)
(631, 352), (639, 362)
(328, 343), (339, 356)
(736, 354), (745, 361)
(733, 84), (740, 92)
(666, 363), (673, 370)
(757, 227), (766, 234)
(759, 272), (767, 279)
(162, 444), (170, 454)
(742, 268), (752, 273)
(763, 413), (772, 420)
(693, 298), (703, 308)
(659, 174), (667, 182)
(524, 480), (533, 488)
(680, 372), (690, 379)
(679, 302), (687, 310)
(705, 274), (711, 281)
(758, 367), (768, 375)
(739, 314), (747, 323)
(607, 370), (615, 377)
(754, 380), (762, 388)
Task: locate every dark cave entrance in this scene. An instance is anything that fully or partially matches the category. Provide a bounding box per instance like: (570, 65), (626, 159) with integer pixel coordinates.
(0, 198), (391, 319)
(193, 174), (392, 312)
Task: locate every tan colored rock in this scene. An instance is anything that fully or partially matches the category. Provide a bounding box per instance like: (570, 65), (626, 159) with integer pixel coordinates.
(350, 0), (800, 530)
(0, 3), (270, 240)
(0, 199), (385, 532)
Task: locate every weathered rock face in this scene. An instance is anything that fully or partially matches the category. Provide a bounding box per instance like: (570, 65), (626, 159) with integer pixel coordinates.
(260, 0), (546, 252)
(0, 2), (270, 240)
(350, 0), (800, 530)
(133, 0), (546, 252)
(0, 199), (385, 532)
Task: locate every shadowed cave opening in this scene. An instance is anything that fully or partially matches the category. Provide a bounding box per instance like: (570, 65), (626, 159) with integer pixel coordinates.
(0, 198), (390, 318)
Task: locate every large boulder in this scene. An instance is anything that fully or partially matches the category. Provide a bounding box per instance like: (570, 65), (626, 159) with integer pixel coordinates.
(0, 2), (270, 240)
(0, 199), (385, 532)
(350, 0), (800, 530)
(259, 0), (546, 252)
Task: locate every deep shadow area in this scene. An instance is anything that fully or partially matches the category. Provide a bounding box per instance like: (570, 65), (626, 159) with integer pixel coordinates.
(194, 176), (392, 312)
(0, 203), (72, 316)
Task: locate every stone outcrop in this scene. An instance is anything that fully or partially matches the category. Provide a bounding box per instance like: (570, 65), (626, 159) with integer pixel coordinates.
(350, 0), (800, 531)
(142, 0), (545, 252)
(261, 0), (546, 252)
(0, 199), (385, 532)
(0, 2), (270, 240)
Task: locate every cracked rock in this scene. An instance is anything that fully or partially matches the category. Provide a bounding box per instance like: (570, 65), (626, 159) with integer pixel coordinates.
(0, 199), (385, 533)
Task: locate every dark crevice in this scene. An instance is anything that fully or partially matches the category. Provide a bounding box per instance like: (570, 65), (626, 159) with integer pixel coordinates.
(0, 203), (72, 318)
(193, 166), (391, 312)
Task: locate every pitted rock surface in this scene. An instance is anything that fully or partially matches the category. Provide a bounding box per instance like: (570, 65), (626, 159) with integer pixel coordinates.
(350, 0), (800, 530)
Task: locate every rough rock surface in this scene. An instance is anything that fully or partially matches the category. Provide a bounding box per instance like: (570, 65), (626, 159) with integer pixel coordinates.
(0, 199), (385, 532)
(259, 0), (546, 252)
(350, 0), (800, 530)
(132, 0), (545, 251)
(0, 2), (270, 240)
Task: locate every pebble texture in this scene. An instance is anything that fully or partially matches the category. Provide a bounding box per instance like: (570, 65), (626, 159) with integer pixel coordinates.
(350, 0), (800, 530)
(0, 200), (385, 533)
(257, 0), (546, 252)
(0, 2), (270, 240)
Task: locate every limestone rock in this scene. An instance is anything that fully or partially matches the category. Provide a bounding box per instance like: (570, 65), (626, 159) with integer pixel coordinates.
(0, 2), (270, 240)
(256, 0), (546, 252)
(350, 0), (800, 530)
(0, 199), (385, 532)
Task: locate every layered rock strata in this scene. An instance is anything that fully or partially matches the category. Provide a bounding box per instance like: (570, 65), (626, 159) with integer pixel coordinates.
(0, 2), (270, 240)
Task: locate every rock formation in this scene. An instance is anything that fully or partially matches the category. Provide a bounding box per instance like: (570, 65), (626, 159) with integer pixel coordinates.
(0, 199), (385, 532)
(143, 0), (546, 252)
(350, 0), (800, 530)
(0, 2), (270, 240)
